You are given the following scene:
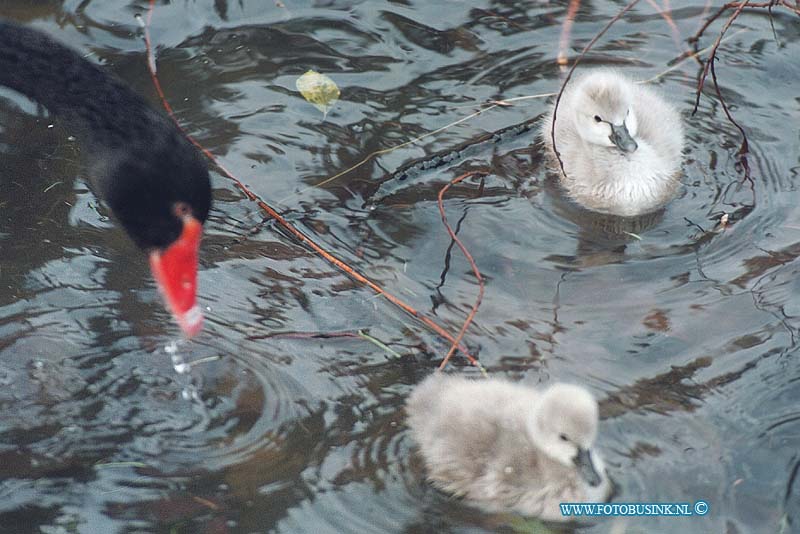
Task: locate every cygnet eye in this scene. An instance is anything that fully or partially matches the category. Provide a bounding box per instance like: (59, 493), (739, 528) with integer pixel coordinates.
(593, 115), (602, 123)
(559, 433), (569, 442)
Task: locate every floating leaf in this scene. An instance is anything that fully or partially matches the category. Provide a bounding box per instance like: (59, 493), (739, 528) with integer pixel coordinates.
(296, 70), (340, 119)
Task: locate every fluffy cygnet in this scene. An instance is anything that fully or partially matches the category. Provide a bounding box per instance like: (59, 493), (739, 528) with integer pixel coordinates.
(406, 374), (611, 521)
(540, 69), (684, 216)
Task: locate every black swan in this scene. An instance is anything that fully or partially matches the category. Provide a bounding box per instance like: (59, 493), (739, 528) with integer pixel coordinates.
(0, 20), (212, 336)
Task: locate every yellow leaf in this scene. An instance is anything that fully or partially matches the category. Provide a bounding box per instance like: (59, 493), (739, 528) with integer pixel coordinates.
(296, 70), (340, 119)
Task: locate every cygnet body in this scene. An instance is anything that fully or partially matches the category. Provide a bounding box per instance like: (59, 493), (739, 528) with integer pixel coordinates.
(406, 375), (611, 521)
(540, 70), (684, 216)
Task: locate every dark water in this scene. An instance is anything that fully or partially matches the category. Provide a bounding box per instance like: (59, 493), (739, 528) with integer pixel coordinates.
(1, 1), (799, 532)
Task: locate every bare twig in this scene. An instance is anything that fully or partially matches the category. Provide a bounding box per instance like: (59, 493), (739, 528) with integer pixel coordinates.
(436, 171), (489, 375)
(767, 1), (779, 45)
(689, 0), (798, 188)
(709, 56), (752, 183)
(690, 1), (798, 45)
(644, 0), (685, 53)
(691, 0), (751, 117)
(557, 0), (582, 67)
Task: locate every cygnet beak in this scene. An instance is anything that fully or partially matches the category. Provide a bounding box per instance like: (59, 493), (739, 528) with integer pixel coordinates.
(574, 447), (603, 487)
(609, 122), (638, 153)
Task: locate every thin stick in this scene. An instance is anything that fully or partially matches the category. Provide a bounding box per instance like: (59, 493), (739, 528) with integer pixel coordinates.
(643, 0), (685, 53)
(691, 0), (750, 116)
(642, 28), (749, 84)
(436, 171), (489, 375)
(709, 56), (751, 182)
(557, 0), (582, 67)
(690, 1), (797, 44)
(357, 330), (404, 359)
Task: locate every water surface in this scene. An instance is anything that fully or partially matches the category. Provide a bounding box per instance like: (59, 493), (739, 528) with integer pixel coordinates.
(1, 1), (799, 532)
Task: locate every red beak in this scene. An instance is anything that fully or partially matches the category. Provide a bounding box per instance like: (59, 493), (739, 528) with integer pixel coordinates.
(148, 216), (203, 337)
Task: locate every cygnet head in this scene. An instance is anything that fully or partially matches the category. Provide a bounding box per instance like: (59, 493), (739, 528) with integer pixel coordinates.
(570, 71), (639, 154)
(527, 383), (603, 487)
